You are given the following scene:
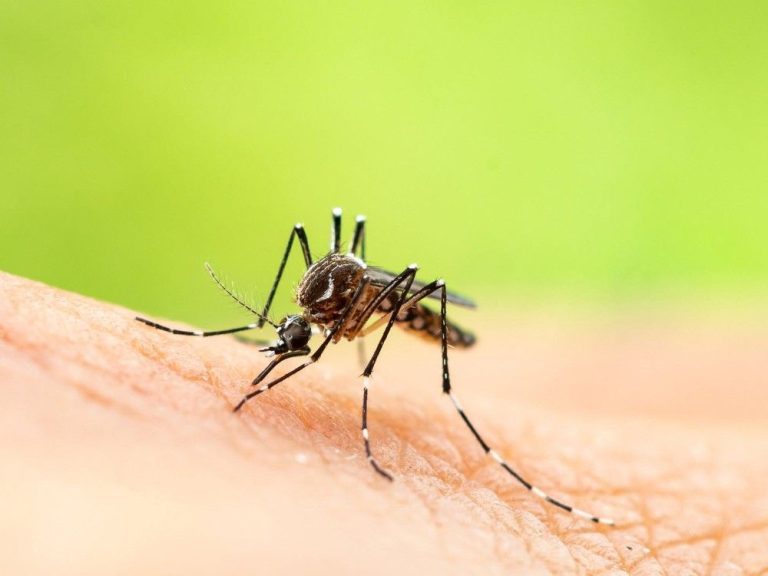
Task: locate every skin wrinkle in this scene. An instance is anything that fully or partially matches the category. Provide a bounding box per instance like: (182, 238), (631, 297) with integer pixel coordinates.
(400, 471), (451, 566)
(706, 531), (727, 576)
(636, 494), (669, 576)
(2, 272), (768, 575)
(476, 492), (544, 574)
(561, 535), (617, 575)
(8, 333), (149, 421)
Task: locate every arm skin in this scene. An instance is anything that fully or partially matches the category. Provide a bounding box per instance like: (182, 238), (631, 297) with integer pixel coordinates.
(1, 270), (767, 576)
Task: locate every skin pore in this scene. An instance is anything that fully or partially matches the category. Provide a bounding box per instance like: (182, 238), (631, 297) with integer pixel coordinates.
(1, 271), (767, 575)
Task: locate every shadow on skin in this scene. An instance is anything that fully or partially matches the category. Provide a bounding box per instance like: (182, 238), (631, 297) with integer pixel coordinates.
(1, 271), (767, 575)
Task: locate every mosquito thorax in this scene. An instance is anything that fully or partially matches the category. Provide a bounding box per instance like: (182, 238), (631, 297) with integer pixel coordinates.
(296, 253), (366, 325)
(271, 314), (311, 354)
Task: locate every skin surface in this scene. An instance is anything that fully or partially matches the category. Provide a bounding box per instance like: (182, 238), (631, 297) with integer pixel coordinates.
(1, 270), (767, 575)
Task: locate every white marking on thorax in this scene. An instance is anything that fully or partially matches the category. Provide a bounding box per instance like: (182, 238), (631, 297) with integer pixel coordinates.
(347, 254), (367, 268)
(316, 276), (335, 302)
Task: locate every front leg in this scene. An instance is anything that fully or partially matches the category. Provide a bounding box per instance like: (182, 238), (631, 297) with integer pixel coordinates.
(250, 347), (311, 388)
(259, 223), (313, 328)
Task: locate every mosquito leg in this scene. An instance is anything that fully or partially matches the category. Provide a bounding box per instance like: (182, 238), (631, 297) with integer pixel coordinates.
(352, 265), (419, 330)
(233, 277), (371, 412)
(405, 278), (616, 525)
(259, 223), (313, 328)
(345, 216), (369, 348)
(251, 347), (310, 387)
(357, 264), (419, 480)
(361, 377), (392, 480)
(356, 338), (367, 373)
(135, 317), (261, 337)
(350, 214), (366, 260)
(331, 207), (342, 253)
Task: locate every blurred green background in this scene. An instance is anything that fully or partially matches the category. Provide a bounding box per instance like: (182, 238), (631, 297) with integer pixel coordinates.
(2, 1), (767, 326)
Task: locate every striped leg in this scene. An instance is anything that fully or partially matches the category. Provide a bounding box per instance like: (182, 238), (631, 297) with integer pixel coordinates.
(332, 208), (367, 258)
(351, 213), (368, 371)
(259, 223), (312, 328)
(447, 393), (614, 525)
(358, 265), (419, 480)
(331, 207), (342, 253)
(412, 278), (615, 525)
(356, 339), (367, 373)
(250, 347), (311, 387)
(361, 377), (391, 480)
(352, 215), (368, 372)
(350, 214), (366, 260)
(135, 317), (262, 338)
(135, 262), (276, 341)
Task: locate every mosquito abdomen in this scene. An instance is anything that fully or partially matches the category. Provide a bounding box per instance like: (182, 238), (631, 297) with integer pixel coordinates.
(394, 302), (476, 348)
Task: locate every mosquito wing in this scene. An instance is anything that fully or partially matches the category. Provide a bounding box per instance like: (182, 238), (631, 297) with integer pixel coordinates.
(367, 266), (477, 309)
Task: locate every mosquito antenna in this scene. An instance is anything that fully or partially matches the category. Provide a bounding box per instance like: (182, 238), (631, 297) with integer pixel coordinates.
(204, 262), (279, 328)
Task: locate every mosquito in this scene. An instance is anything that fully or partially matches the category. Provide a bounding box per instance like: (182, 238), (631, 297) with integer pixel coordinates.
(136, 208), (614, 525)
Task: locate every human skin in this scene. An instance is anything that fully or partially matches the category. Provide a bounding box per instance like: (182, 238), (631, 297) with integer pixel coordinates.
(1, 271), (767, 575)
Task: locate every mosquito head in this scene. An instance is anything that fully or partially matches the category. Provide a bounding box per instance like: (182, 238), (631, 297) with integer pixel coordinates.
(260, 315), (311, 356)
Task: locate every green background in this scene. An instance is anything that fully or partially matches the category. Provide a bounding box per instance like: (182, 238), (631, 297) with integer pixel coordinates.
(2, 1), (767, 326)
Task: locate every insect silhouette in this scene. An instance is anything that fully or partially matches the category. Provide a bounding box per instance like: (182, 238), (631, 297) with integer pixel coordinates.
(136, 208), (614, 525)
